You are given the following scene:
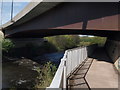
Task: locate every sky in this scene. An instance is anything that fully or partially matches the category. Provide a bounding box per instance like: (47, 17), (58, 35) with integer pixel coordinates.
(0, 1), (31, 25)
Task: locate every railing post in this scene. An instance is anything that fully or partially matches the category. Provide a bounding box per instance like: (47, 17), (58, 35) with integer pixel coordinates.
(61, 50), (67, 89)
(63, 61), (66, 89)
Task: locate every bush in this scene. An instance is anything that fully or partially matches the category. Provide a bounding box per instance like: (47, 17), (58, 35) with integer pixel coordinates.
(2, 39), (14, 53)
(34, 61), (57, 88)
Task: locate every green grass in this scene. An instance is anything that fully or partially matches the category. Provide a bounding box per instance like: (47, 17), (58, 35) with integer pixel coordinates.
(79, 36), (107, 47)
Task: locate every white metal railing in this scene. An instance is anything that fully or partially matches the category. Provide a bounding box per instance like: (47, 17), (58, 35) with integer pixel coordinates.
(46, 46), (89, 89)
(66, 47), (87, 76)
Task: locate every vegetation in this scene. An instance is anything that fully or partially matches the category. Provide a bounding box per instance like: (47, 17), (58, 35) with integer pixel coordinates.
(45, 35), (106, 51)
(2, 39), (14, 55)
(45, 35), (80, 51)
(34, 61), (57, 88)
(7, 61), (57, 89)
(79, 36), (107, 47)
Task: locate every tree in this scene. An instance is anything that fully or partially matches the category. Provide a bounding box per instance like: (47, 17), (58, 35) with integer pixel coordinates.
(44, 35), (80, 51)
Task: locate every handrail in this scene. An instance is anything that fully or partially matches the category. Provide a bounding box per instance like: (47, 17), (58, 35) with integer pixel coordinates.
(66, 47), (87, 76)
(47, 51), (67, 88)
(47, 45), (97, 89)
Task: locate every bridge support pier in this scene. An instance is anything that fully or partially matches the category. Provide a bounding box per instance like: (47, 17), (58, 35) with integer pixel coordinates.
(105, 38), (120, 72)
(0, 30), (4, 41)
(0, 30), (4, 90)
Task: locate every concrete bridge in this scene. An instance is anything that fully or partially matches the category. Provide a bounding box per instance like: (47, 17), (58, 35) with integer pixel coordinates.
(0, 1), (120, 89)
(1, 2), (119, 39)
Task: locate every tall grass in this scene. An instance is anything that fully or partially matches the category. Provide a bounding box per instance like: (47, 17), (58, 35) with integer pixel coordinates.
(34, 61), (57, 88)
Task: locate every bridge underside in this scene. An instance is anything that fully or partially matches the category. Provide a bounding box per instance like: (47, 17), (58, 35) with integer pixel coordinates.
(5, 29), (120, 41)
(3, 2), (119, 40)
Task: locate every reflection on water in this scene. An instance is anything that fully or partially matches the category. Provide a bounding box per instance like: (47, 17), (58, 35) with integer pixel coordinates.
(2, 52), (64, 89)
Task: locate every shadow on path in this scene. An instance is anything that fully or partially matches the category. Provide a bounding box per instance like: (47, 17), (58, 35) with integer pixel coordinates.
(67, 58), (93, 90)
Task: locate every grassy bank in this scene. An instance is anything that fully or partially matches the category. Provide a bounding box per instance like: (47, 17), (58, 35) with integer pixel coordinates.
(79, 36), (107, 47)
(3, 58), (57, 89)
(44, 35), (80, 51)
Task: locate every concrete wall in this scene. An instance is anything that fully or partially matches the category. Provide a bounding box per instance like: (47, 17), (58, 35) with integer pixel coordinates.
(87, 44), (98, 57)
(114, 57), (120, 72)
(105, 39), (120, 71)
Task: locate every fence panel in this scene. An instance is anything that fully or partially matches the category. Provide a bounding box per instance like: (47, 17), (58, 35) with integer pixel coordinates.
(48, 46), (89, 89)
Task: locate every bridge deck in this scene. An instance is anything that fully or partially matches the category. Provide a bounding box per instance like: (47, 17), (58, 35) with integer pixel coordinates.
(67, 47), (119, 89)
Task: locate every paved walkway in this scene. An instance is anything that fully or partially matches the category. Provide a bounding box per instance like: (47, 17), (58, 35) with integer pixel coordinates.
(67, 47), (119, 90)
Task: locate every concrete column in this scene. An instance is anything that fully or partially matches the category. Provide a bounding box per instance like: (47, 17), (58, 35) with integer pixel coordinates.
(0, 31), (4, 90)
(0, 30), (4, 41)
(105, 38), (120, 72)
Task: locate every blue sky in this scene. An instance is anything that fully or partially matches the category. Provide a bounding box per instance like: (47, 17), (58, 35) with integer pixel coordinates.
(0, 1), (30, 25)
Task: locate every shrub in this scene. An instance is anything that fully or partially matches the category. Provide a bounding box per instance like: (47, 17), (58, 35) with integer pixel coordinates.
(2, 39), (14, 53)
(34, 61), (57, 88)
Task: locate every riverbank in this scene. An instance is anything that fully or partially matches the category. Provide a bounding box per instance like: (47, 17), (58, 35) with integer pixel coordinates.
(3, 58), (38, 89)
(2, 52), (64, 89)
